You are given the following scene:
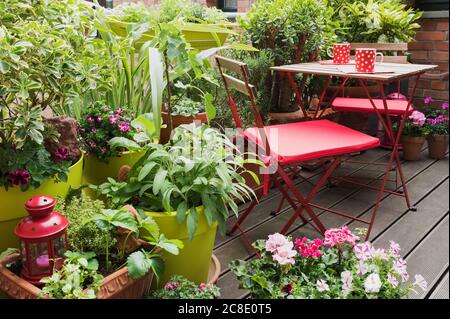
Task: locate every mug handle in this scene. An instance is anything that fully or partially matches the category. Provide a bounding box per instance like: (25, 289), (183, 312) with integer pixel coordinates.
(376, 52), (384, 64)
(327, 47), (334, 58)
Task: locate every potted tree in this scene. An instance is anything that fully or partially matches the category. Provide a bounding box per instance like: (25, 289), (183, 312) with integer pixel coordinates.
(425, 100), (449, 160)
(95, 124), (258, 285)
(400, 111), (430, 161)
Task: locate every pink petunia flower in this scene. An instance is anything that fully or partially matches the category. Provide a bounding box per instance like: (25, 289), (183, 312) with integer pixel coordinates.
(54, 147), (68, 160)
(8, 170), (30, 186)
(413, 274), (427, 292)
(316, 279), (330, 292)
(389, 240), (401, 257)
(118, 122), (130, 133)
(341, 270), (353, 294)
(357, 260), (369, 276)
(353, 242), (373, 261)
(424, 97), (434, 104)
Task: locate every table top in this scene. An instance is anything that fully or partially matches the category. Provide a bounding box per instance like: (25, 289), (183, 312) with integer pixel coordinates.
(271, 62), (437, 81)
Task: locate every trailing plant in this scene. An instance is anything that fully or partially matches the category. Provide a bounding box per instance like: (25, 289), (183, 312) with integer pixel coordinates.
(94, 123), (261, 240)
(231, 228), (428, 299)
(79, 102), (137, 161)
(39, 251), (104, 299)
(0, 105), (71, 191)
(56, 194), (114, 257)
(148, 275), (221, 299)
(0, 0), (115, 118)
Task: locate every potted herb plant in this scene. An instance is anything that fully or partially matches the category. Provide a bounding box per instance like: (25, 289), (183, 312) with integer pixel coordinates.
(0, 196), (182, 299)
(424, 99), (449, 160)
(400, 111), (430, 161)
(80, 102), (147, 187)
(231, 228), (428, 299)
(95, 123), (258, 285)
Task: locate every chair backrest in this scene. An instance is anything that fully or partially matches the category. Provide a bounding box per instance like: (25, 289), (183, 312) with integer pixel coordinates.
(215, 55), (265, 129)
(350, 43), (409, 64)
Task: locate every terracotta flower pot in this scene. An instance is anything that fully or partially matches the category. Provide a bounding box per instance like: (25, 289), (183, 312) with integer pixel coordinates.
(160, 112), (208, 144)
(427, 135), (449, 160)
(400, 135), (426, 161)
(0, 253), (154, 299)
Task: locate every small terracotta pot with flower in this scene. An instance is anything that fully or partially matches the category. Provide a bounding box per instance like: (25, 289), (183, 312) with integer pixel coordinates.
(400, 110), (429, 161)
(424, 99), (449, 160)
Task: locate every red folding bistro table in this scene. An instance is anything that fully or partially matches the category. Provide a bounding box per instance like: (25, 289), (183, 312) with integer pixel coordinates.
(271, 61), (437, 238)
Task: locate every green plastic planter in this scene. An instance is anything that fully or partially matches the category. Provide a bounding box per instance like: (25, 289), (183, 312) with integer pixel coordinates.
(83, 151), (145, 186)
(0, 155), (84, 252)
(145, 206), (217, 286)
(107, 19), (234, 50)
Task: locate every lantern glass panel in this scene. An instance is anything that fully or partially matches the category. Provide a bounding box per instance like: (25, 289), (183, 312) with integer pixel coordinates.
(53, 235), (66, 259)
(20, 241), (27, 265)
(29, 242), (50, 276)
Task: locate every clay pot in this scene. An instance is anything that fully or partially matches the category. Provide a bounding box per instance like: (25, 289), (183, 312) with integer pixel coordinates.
(427, 135), (449, 160)
(0, 253), (154, 299)
(160, 112), (208, 144)
(400, 136), (426, 161)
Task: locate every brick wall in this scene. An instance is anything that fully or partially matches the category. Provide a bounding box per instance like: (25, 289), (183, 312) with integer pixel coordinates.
(408, 15), (449, 108)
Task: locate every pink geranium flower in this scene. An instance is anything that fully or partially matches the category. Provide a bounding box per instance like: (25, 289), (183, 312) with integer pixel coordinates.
(409, 111), (426, 126)
(272, 243), (297, 265)
(324, 226), (360, 247)
(442, 101), (449, 110)
(265, 233), (291, 253)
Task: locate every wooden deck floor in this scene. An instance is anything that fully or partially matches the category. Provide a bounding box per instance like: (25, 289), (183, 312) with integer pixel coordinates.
(213, 147), (449, 299)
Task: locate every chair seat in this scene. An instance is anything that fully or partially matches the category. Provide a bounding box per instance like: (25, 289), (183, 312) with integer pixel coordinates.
(332, 97), (413, 116)
(245, 120), (380, 165)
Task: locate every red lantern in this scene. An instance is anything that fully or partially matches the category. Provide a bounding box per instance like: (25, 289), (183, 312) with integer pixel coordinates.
(15, 195), (69, 285)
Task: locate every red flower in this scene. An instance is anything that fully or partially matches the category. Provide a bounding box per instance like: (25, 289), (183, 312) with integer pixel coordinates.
(8, 170), (30, 186)
(54, 147), (68, 160)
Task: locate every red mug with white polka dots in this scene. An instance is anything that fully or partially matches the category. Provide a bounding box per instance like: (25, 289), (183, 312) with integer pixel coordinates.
(355, 48), (384, 73)
(327, 43), (351, 64)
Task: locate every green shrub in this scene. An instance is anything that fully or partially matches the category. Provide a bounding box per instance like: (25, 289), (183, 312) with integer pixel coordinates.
(57, 195), (116, 256)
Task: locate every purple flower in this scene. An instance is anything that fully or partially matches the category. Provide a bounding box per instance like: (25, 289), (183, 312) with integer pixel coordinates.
(54, 147), (68, 160)
(115, 108), (124, 116)
(424, 97), (434, 104)
(109, 115), (118, 124)
(97, 116), (102, 122)
(87, 116), (95, 124)
(409, 111), (426, 126)
(164, 281), (179, 290)
(91, 127), (97, 133)
(8, 170), (30, 186)
(89, 141), (97, 148)
(442, 101), (449, 110)
(198, 283), (207, 292)
(118, 122), (130, 133)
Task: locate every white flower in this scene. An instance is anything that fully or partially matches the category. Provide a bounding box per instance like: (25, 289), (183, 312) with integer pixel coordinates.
(357, 260), (368, 276)
(364, 273), (382, 293)
(371, 248), (388, 260)
(387, 273), (398, 288)
(393, 258), (409, 282)
(353, 242), (373, 261)
(413, 274), (427, 292)
(316, 279), (330, 292)
(389, 240), (401, 257)
(341, 270), (353, 294)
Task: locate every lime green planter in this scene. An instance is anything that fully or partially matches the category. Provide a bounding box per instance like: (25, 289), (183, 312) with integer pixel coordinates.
(0, 155), (84, 252)
(107, 19), (234, 50)
(146, 207), (217, 286)
(83, 151), (145, 186)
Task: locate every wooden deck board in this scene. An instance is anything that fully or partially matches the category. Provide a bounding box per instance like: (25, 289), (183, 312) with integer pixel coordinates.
(214, 148), (448, 299)
(430, 272), (449, 299)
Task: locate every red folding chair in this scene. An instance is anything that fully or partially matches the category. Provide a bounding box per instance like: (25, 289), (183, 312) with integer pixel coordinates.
(215, 56), (381, 245)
